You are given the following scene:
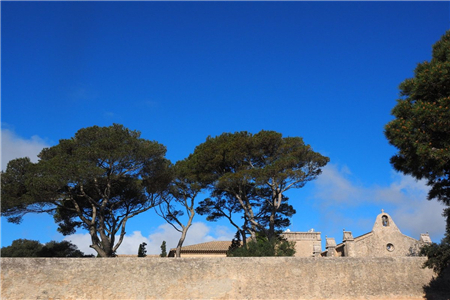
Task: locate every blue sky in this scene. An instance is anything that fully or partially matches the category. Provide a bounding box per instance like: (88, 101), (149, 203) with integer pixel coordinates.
(1, 1), (449, 255)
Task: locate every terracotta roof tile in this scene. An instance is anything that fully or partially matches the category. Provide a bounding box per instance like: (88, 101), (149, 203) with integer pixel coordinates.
(170, 241), (232, 253)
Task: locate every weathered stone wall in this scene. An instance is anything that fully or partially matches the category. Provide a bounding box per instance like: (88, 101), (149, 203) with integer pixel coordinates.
(1, 257), (434, 299)
(329, 212), (428, 258)
(353, 231), (419, 257)
(354, 212), (420, 257)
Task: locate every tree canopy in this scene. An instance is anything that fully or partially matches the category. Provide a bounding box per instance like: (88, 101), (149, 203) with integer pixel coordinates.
(196, 192), (296, 244)
(227, 234), (296, 257)
(421, 208), (450, 276)
(160, 241), (167, 257)
(156, 159), (204, 257)
(385, 30), (450, 205)
(1, 124), (171, 257)
(190, 130), (329, 240)
(138, 242), (147, 257)
(385, 30), (450, 275)
(2, 125), (328, 257)
(1, 239), (89, 257)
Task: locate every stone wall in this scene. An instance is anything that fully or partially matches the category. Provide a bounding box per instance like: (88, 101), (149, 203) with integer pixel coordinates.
(352, 212), (423, 257)
(328, 212), (429, 258)
(1, 257), (435, 299)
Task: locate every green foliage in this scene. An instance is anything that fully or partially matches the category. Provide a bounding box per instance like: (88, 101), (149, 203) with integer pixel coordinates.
(1, 239), (89, 257)
(257, 201), (296, 232)
(190, 130), (328, 240)
(40, 240), (90, 257)
(421, 240), (450, 275)
(227, 236), (296, 257)
(156, 158), (204, 257)
(228, 231), (242, 254)
(160, 240), (167, 257)
(385, 31), (450, 277)
(275, 238), (296, 256)
(385, 30), (450, 205)
(197, 193), (295, 245)
(1, 239), (42, 257)
(421, 208), (450, 276)
(1, 124), (172, 257)
(138, 242), (147, 257)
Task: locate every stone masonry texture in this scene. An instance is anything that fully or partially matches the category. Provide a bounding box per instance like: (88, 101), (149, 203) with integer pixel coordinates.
(1, 257), (435, 299)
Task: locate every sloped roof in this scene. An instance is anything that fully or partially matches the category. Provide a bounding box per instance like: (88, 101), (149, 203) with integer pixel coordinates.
(170, 241), (232, 253)
(334, 231), (373, 249)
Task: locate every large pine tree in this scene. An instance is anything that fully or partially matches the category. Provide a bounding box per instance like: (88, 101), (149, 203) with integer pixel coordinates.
(385, 31), (450, 275)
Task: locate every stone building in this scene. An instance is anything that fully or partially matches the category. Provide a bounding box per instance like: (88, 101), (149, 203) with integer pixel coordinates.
(322, 210), (432, 257)
(168, 231), (321, 257)
(167, 210), (431, 258)
(281, 230), (322, 257)
(168, 241), (231, 257)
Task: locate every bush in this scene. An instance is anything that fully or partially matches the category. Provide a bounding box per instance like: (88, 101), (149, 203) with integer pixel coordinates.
(227, 236), (295, 257)
(138, 242), (147, 257)
(1, 239), (90, 257)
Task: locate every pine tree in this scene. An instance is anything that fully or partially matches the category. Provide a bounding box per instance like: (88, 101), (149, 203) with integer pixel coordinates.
(138, 242), (147, 257)
(160, 241), (167, 257)
(385, 30), (450, 276)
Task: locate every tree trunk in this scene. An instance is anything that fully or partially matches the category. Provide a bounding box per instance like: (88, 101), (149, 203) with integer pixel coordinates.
(175, 229), (187, 258)
(268, 188), (283, 240)
(88, 225), (115, 257)
(268, 205), (276, 240)
(175, 209), (195, 258)
(240, 229), (247, 246)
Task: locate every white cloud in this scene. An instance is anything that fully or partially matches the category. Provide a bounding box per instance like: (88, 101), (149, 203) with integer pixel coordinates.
(371, 172), (445, 240)
(394, 200), (446, 241)
(313, 164), (363, 204)
(145, 222), (216, 255)
(64, 222), (235, 256)
(63, 234), (96, 256)
(311, 163), (446, 241)
(1, 128), (49, 171)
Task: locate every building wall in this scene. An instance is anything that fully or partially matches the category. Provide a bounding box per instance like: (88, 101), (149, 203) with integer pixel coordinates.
(324, 212), (429, 258)
(353, 231), (419, 257)
(352, 212), (425, 257)
(1, 257), (434, 299)
(283, 231), (321, 257)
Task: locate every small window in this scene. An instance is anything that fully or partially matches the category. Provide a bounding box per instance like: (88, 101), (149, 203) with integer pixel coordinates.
(386, 243), (395, 252)
(382, 215), (389, 227)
